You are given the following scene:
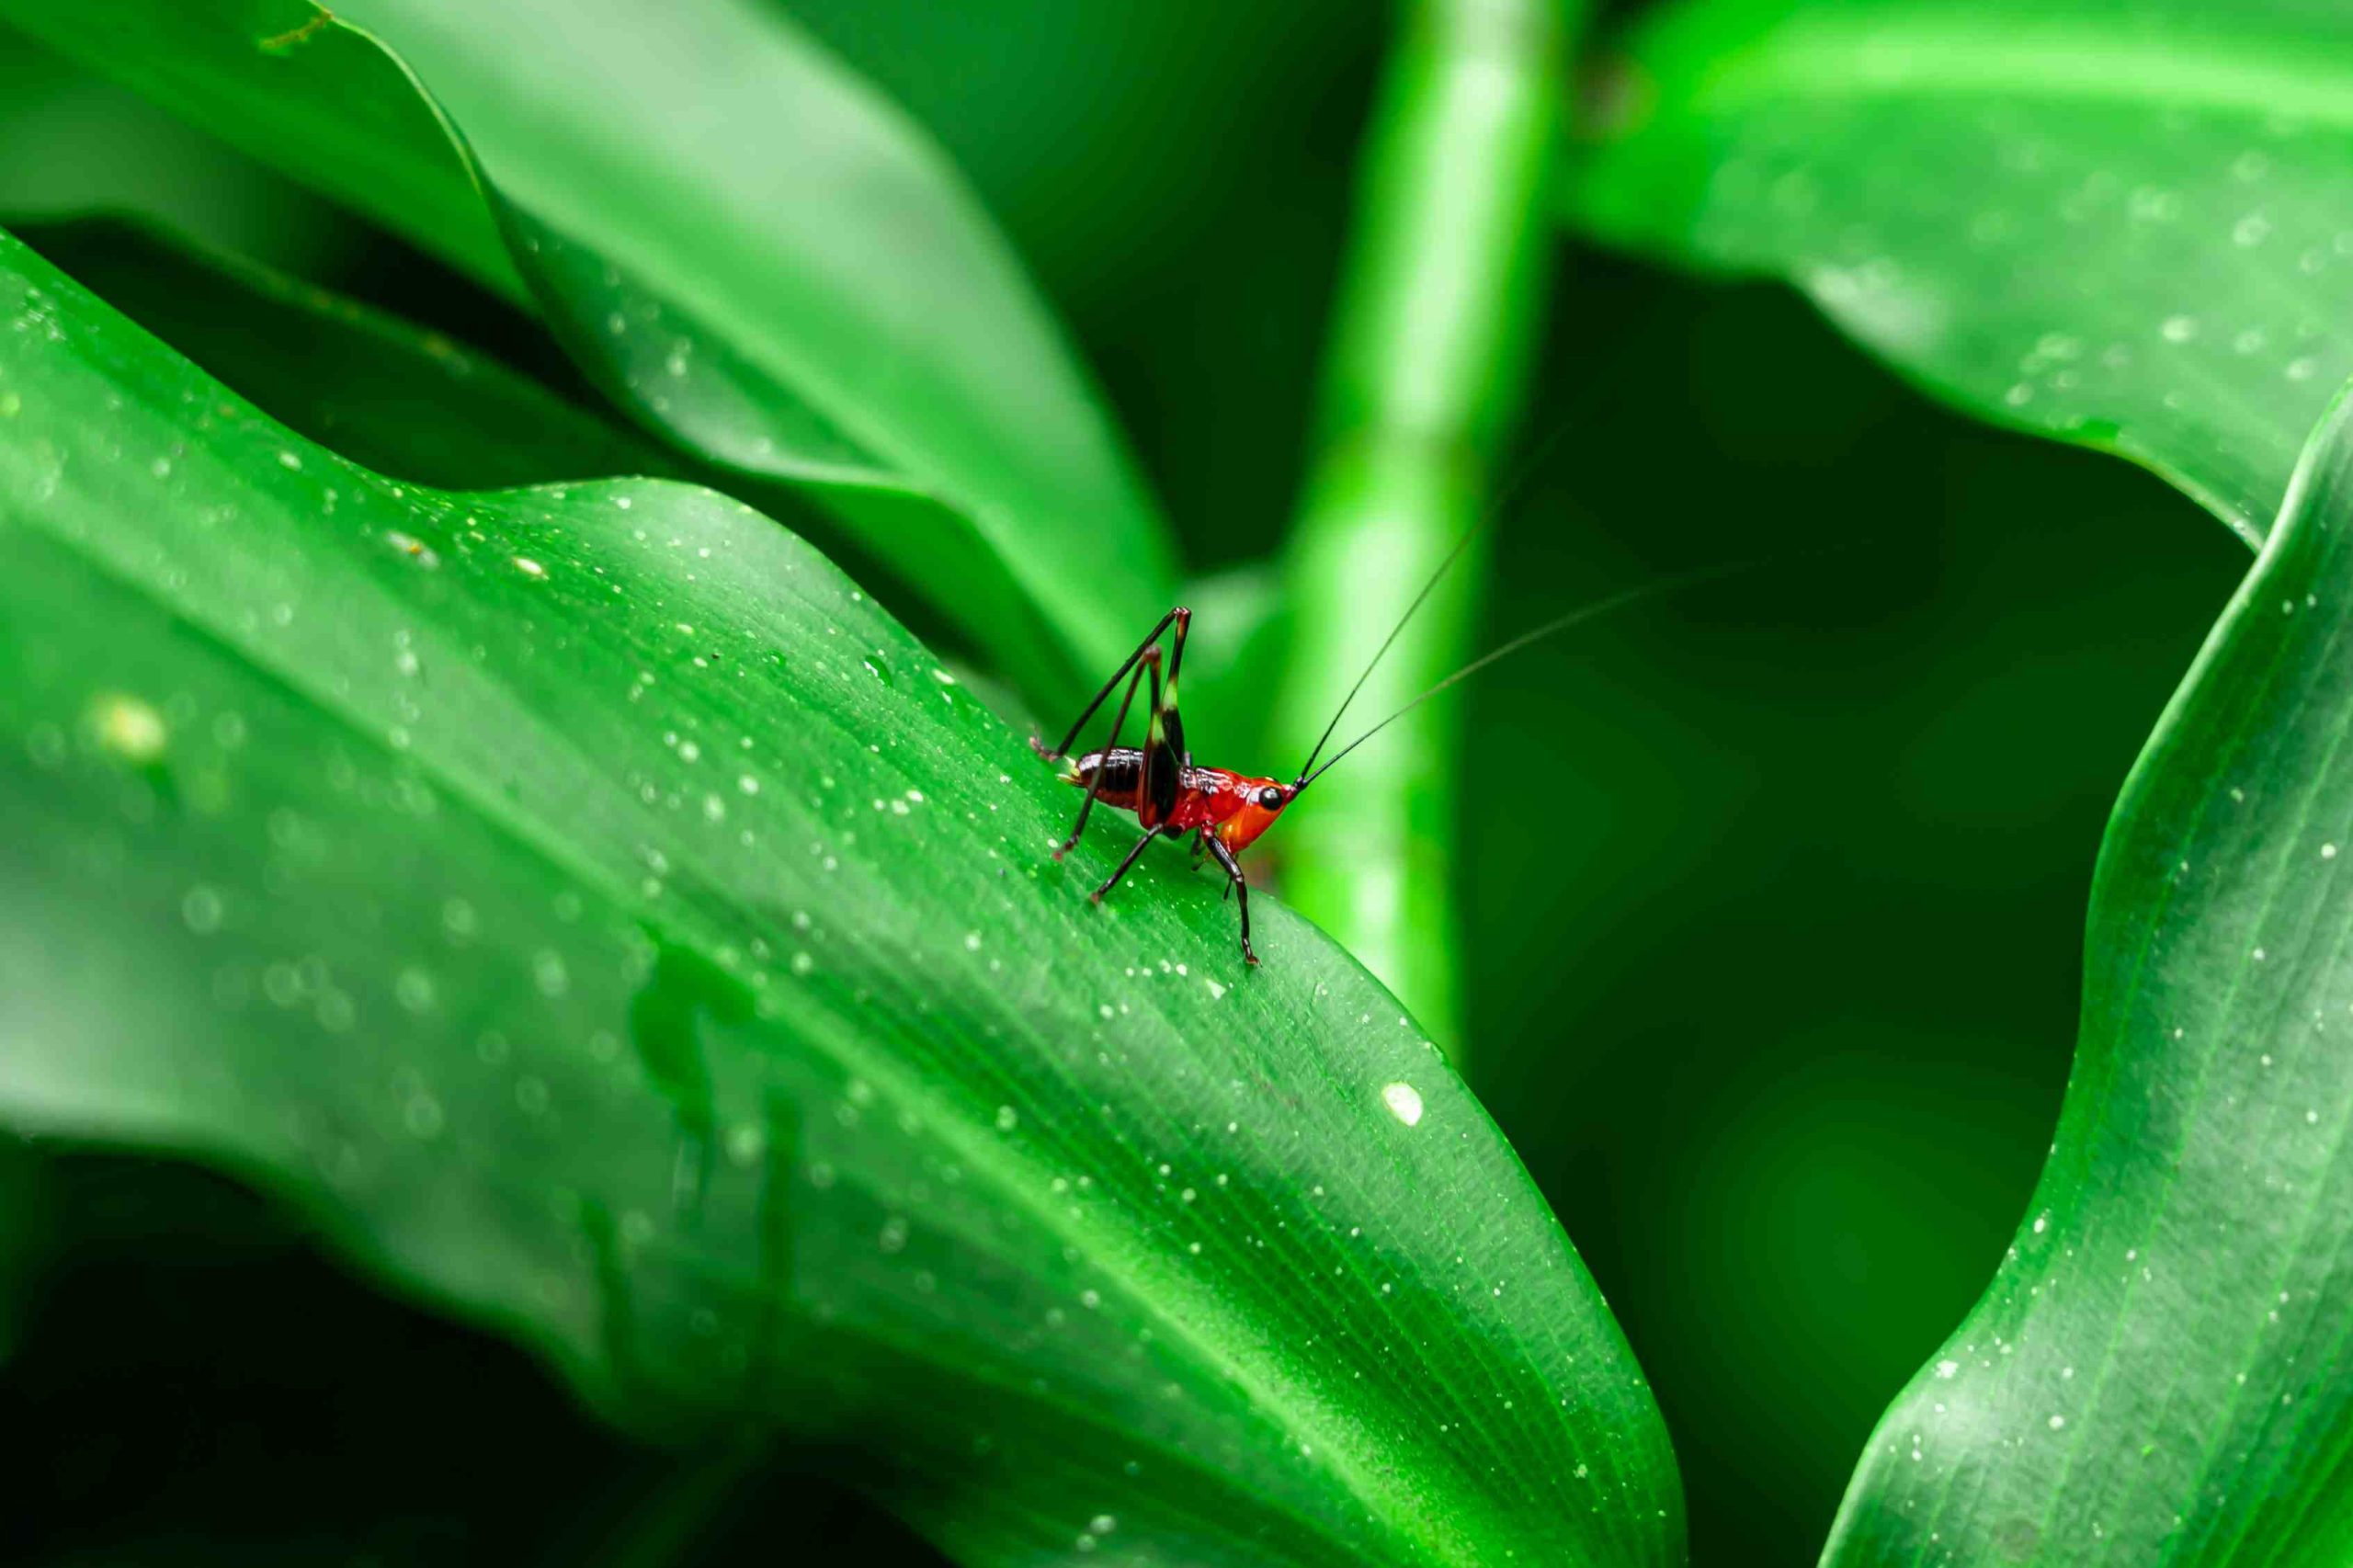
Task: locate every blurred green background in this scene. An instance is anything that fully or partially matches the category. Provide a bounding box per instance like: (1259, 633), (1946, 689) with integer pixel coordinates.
(0, 1), (2246, 1563)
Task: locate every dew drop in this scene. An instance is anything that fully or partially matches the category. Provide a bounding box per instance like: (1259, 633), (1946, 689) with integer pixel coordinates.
(92, 692), (167, 763)
(394, 966), (436, 1012)
(404, 1095), (445, 1139)
(1381, 1082), (1425, 1127)
(181, 885), (224, 934)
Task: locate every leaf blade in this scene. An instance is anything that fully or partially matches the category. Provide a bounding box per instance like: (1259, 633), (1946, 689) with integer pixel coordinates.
(1565, 0), (2353, 540)
(0, 228), (1677, 1566)
(19, 215), (665, 490)
(2, 0), (1176, 703)
(1823, 387), (2353, 1562)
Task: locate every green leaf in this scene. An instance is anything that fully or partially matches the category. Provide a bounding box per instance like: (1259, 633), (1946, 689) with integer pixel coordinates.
(0, 231), (1678, 1563)
(1824, 386), (2353, 1562)
(1564, 0), (2353, 541)
(13, 218), (1097, 682)
(3, 0), (1176, 705)
(0, 21), (352, 278)
(21, 216), (665, 490)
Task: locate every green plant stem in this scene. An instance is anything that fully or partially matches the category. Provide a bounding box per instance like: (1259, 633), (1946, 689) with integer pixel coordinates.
(0, 1138), (46, 1366)
(1275, 0), (1577, 1054)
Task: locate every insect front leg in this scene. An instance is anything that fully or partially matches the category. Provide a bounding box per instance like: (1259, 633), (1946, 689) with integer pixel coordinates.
(1092, 824), (1166, 903)
(1203, 832), (1258, 966)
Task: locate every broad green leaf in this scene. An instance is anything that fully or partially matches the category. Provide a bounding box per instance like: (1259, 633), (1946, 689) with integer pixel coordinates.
(1824, 386), (2353, 1563)
(16, 217), (1092, 682)
(0, 232), (1678, 1562)
(21, 217), (665, 490)
(1565, 0), (2353, 541)
(3, 0), (1176, 705)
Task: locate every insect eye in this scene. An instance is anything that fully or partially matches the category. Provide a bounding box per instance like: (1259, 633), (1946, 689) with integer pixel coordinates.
(1258, 787), (1284, 809)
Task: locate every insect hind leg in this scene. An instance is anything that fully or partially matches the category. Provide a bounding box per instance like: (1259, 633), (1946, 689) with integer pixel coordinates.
(1034, 608), (1185, 761)
(1052, 645), (1155, 861)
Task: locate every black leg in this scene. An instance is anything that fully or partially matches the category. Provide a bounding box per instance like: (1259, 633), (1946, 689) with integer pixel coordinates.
(1092, 825), (1166, 903)
(1203, 833), (1258, 966)
(1131, 611), (1190, 829)
(1157, 607), (1191, 767)
(1037, 607), (1186, 762)
(1203, 828), (1231, 899)
(1054, 646), (1155, 861)
(1138, 642), (1167, 822)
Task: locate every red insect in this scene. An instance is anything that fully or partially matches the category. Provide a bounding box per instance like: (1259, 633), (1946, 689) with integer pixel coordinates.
(1029, 605), (1296, 966)
(1031, 530), (1706, 966)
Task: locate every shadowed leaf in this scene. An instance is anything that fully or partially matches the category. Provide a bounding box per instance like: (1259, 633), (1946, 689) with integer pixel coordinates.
(20, 215), (662, 490)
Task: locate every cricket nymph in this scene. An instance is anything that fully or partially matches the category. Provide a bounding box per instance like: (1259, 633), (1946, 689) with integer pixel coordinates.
(1030, 534), (1727, 967)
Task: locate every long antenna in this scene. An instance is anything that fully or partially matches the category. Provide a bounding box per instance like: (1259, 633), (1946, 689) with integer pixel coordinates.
(1292, 521), (1483, 783)
(1293, 560), (1758, 794)
(1290, 422), (1582, 784)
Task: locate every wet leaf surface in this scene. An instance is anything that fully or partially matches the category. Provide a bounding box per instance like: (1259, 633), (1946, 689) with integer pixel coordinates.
(0, 228), (1678, 1566)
